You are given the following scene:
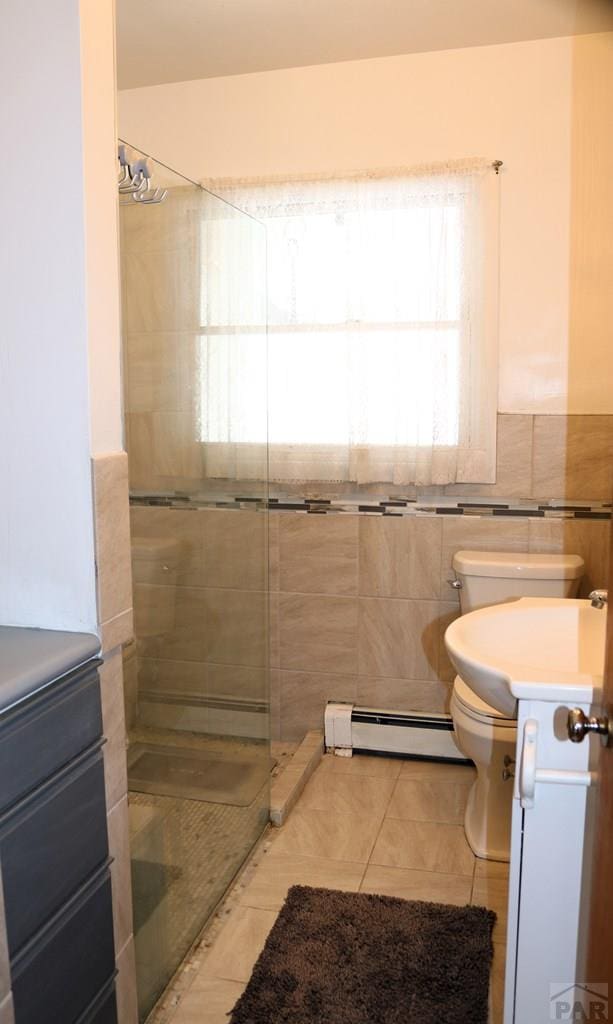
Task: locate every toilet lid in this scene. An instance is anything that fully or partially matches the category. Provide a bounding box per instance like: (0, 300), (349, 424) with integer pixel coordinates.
(453, 676), (515, 722)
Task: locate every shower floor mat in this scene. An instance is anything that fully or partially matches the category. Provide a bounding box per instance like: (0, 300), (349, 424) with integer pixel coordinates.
(128, 743), (274, 805)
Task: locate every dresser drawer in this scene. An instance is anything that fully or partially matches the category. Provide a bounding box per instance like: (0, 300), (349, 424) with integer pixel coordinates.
(11, 869), (115, 1024)
(76, 980), (118, 1024)
(0, 662), (102, 814)
(0, 750), (108, 955)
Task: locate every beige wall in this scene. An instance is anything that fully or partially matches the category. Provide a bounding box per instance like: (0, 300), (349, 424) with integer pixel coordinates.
(81, 0), (125, 455)
(119, 32), (613, 418)
(568, 32), (613, 413)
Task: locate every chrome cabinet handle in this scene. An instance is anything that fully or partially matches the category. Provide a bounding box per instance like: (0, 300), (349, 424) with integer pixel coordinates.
(520, 718), (594, 808)
(519, 720), (538, 809)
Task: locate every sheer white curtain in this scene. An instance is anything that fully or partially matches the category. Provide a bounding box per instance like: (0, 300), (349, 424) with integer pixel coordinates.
(201, 159), (499, 485)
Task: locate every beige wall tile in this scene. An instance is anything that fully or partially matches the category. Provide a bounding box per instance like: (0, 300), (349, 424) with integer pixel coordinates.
(438, 600), (461, 682)
(356, 676), (451, 713)
(203, 589), (267, 667)
(279, 669), (357, 741)
(101, 609), (134, 655)
(121, 190), (199, 256)
(107, 796), (133, 953)
(124, 251), (198, 334)
(138, 658), (267, 704)
(532, 416), (571, 499)
(532, 414), (613, 500)
(125, 332), (197, 416)
(93, 453), (132, 627)
(202, 509), (267, 590)
(565, 519), (611, 595)
(134, 583), (202, 661)
(127, 411), (203, 490)
(279, 594), (358, 674)
(99, 650), (129, 810)
(440, 516), (530, 602)
(359, 515), (442, 599)
(269, 668), (281, 740)
(268, 512), (280, 592)
(115, 936), (138, 1024)
(446, 414), (533, 498)
(360, 864), (472, 906)
(130, 506), (202, 586)
(135, 586), (266, 667)
(279, 513), (358, 595)
(122, 643), (138, 730)
(358, 598), (439, 680)
(528, 516), (610, 596)
(269, 593), (280, 668)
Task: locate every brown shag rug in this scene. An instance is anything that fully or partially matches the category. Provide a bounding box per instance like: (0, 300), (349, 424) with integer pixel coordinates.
(229, 885), (496, 1024)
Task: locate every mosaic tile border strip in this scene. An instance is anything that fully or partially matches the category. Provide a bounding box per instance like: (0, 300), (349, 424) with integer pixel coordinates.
(130, 493), (612, 521)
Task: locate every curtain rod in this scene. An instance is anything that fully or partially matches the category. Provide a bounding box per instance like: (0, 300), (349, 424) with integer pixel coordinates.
(206, 158), (505, 191)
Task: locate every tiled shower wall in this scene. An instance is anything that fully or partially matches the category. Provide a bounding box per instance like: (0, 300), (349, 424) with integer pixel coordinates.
(129, 505), (268, 727)
(130, 497), (610, 743)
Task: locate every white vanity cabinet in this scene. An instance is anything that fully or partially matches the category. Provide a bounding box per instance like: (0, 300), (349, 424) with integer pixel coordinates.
(504, 696), (594, 1024)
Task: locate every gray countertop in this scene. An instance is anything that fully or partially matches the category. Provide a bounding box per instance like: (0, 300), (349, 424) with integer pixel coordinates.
(0, 626), (100, 714)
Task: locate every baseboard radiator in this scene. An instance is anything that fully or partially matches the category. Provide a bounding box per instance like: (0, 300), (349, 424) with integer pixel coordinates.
(324, 702), (469, 762)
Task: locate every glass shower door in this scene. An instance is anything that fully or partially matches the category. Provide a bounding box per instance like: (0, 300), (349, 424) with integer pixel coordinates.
(119, 148), (268, 1021)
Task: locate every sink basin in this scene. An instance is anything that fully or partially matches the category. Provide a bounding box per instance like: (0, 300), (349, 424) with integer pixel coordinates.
(444, 597), (606, 717)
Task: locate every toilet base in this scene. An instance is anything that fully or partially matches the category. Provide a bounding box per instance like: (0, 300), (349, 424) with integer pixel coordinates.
(464, 778), (511, 863)
(451, 684), (516, 863)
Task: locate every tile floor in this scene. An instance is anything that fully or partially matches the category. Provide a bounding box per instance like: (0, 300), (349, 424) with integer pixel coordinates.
(155, 753), (508, 1024)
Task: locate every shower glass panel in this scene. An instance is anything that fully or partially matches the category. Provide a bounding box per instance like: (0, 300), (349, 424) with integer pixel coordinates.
(119, 148), (268, 1021)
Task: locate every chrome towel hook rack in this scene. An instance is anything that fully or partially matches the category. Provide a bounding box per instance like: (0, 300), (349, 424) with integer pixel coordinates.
(118, 145), (168, 205)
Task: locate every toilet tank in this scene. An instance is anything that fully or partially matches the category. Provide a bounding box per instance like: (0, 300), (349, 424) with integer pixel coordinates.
(452, 550), (584, 613)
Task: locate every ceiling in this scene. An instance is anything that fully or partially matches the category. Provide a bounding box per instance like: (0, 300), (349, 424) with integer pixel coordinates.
(116, 0), (613, 90)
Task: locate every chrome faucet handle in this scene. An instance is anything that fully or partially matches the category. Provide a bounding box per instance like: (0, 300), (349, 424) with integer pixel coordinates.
(589, 589), (608, 609)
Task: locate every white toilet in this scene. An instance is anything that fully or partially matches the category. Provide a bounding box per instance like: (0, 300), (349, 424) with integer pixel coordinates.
(448, 549), (584, 862)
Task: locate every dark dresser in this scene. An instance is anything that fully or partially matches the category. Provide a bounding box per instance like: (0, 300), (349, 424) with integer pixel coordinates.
(0, 627), (117, 1024)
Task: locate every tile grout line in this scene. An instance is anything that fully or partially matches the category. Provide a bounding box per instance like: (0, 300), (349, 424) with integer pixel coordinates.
(361, 771), (403, 875)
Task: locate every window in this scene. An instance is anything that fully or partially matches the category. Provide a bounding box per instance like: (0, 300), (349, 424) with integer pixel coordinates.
(201, 161), (499, 485)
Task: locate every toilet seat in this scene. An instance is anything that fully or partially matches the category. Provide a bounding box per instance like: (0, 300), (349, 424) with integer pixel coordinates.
(453, 676), (516, 725)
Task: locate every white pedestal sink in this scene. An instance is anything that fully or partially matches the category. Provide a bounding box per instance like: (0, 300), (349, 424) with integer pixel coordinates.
(445, 597), (606, 717)
(445, 597), (606, 1024)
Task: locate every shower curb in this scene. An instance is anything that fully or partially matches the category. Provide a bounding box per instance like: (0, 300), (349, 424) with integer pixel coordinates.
(270, 730), (324, 826)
